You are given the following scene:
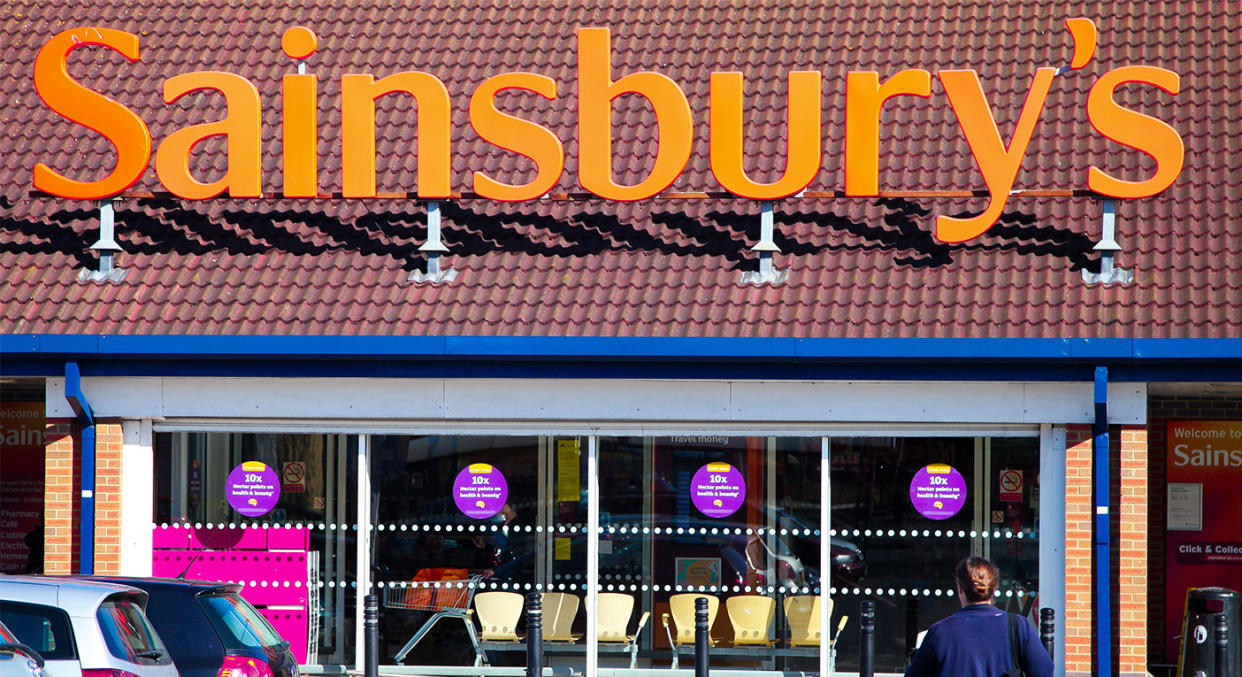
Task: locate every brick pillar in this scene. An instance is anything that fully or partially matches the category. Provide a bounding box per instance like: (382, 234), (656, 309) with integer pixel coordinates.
(1065, 424), (1094, 677)
(43, 418), (78, 574)
(1118, 425), (1148, 677)
(94, 420), (124, 575)
(41, 418), (126, 574)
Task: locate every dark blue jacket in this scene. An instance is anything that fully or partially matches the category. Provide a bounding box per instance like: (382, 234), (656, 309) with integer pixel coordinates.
(904, 603), (1053, 677)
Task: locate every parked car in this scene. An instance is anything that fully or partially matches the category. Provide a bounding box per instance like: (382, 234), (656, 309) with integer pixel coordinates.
(86, 579), (296, 677)
(596, 511), (866, 587)
(0, 619), (50, 677)
(0, 576), (176, 677)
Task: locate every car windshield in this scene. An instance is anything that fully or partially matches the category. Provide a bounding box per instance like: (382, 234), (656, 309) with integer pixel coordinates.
(96, 595), (168, 663)
(0, 623), (16, 643)
(196, 593), (284, 650)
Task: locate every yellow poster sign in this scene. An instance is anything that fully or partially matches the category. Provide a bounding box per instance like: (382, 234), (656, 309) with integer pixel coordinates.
(557, 440), (580, 502)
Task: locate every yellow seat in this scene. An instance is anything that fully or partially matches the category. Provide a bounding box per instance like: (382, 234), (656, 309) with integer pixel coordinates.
(597, 592), (638, 641)
(725, 595), (775, 646)
(784, 595), (827, 646)
(541, 592), (581, 643)
(474, 591), (525, 641)
(662, 594), (720, 669)
(662, 593), (720, 645)
(597, 592), (650, 669)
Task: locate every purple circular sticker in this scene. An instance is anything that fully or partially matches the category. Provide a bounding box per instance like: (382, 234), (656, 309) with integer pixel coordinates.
(691, 462), (746, 518)
(453, 463), (508, 519)
(226, 461), (280, 517)
(909, 463), (967, 520)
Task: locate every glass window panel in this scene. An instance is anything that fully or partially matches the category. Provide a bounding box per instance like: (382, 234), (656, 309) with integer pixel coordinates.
(599, 436), (823, 671)
(153, 432), (358, 666)
(829, 436), (1040, 674)
(369, 435), (586, 667)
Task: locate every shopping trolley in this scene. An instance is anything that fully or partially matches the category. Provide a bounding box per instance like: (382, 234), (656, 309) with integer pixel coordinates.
(384, 570), (487, 666)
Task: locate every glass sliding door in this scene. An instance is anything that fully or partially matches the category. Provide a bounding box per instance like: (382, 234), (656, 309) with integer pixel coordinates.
(368, 435), (587, 668)
(827, 435), (1041, 674)
(597, 436), (826, 671)
(153, 432), (358, 666)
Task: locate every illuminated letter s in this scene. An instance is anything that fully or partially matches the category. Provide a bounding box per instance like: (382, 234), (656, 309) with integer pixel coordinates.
(1087, 66), (1183, 198)
(470, 73), (564, 201)
(32, 27), (151, 199)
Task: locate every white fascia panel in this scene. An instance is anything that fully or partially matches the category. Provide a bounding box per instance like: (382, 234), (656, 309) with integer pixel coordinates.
(444, 379), (732, 421)
(159, 378), (446, 419)
(45, 377), (1147, 425)
(1022, 382), (1147, 425)
(44, 377), (163, 418)
(730, 381), (1026, 422)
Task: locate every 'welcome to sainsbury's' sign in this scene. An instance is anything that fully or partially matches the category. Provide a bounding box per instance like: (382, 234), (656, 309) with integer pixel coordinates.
(31, 19), (1182, 243)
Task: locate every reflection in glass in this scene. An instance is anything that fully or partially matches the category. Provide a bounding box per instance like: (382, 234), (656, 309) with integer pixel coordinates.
(599, 436), (826, 671)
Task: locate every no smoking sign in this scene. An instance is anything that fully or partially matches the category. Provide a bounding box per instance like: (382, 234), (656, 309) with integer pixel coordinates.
(282, 461), (306, 493)
(999, 469), (1023, 502)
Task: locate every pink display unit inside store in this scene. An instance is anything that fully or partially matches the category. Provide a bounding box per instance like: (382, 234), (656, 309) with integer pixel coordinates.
(153, 525), (312, 663)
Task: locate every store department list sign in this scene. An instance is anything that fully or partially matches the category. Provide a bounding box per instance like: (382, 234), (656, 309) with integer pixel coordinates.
(692, 462), (745, 518)
(909, 463), (966, 520)
(453, 463), (508, 519)
(226, 461), (280, 517)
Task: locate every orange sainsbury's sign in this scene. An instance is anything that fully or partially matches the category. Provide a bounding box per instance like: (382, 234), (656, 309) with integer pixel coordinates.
(32, 19), (1183, 243)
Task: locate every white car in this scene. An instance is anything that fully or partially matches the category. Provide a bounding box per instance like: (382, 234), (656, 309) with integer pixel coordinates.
(0, 618), (51, 677)
(0, 576), (178, 677)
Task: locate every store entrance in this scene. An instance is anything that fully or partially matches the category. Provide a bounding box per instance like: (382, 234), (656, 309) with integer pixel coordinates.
(155, 430), (1040, 673)
(827, 436), (1040, 672)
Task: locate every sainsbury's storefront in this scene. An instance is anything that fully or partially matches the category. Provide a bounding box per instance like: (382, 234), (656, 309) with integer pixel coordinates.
(3, 2), (1241, 676)
(6, 337), (1212, 677)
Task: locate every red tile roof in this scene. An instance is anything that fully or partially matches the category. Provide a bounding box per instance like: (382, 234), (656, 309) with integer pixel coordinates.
(1, 0), (1237, 338)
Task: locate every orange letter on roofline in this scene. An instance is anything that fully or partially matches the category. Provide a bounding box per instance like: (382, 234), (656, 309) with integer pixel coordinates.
(341, 72), (452, 198)
(936, 68), (1056, 243)
(155, 72), (263, 199)
(709, 71), (823, 199)
(1086, 66), (1183, 198)
(282, 72), (319, 198)
(32, 27), (151, 199)
(844, 70), (931, 196)
(470, 73), (564, 201)
(577, 27), (693, 201)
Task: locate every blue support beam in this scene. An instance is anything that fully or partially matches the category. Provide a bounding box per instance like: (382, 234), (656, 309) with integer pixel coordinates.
(4, 336), (1242, 383)
(1094, 366), (1112, 677)
(64, 362), (95, 575)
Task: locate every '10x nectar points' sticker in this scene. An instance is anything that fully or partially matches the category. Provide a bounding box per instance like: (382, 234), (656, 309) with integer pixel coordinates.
(453, 463), (508, 519)
(226, 461), (280, 517)
(692, 462), (746, 518)
(909, 463), (967, 520)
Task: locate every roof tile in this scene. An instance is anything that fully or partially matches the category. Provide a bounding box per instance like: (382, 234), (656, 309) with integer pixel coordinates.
(1, 0), (1237, 338)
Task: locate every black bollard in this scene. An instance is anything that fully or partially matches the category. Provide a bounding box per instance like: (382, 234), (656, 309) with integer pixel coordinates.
(364, 593), (379, 677)
(1040, 608), (1056, 658)
(695, 596), (710, 677)
(1217, 613), (1230, 677)
(905, 597), (920, 660)
(526, 592), (543, 677)
(860, 599), (875, 677)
